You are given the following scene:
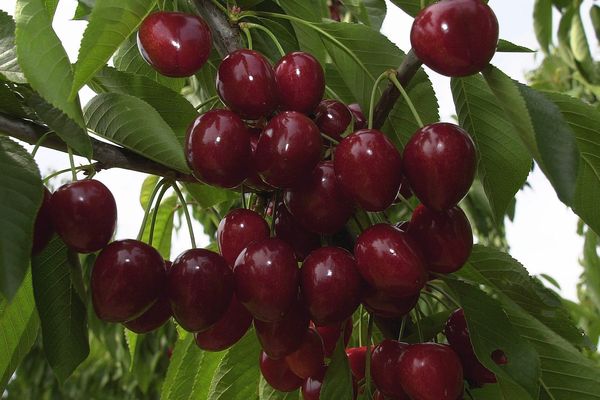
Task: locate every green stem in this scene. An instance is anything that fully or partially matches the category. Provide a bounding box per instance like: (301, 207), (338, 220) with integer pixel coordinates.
(398, 315), (408, 341)
(365, 314), (374, 399)
(31, 131), (54, 158)
(358, 305), (364, 347)
(67, 147), (77, 181)
(195, 95), (219, 111)
(210, 0), (228, 15)
(387, 72), (424, 128)
(241, 22), (286, 56)
(137, 179), (169, 241)
(369, 71), (391, 129)
(397, 193), (415, 212)
(42, 165), (93, 183)
(242, 26), (253, 49)
(172, 182), (197, 248)
(148, 184), (171, 246)
(412, 309), (423, 342)
(241, 185), (247, 209)
(325, 85), (342, 102)
(321, 133), (340, 144)
(173, 0), (178, 12)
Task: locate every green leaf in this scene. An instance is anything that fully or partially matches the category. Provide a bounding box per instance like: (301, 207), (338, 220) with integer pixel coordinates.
(581, 229), (600, 311)
(258, 376), (299, 399)
(590, 5), (600, 44)
(0, 137), (43, 300)
(0, 10), (26, 83)
(140, 175), (160, 209)
(140, 195), (176, 260)
(0, 83), (28, 119)
(277, 1), (328, 64)
(83, 92), (189, 173)
(31, 236), (89, 382)
(184, 183), (238, 209)
(570, 8), (598, 84)
(0, 271), (39, 392)
(320, 338), (353, 400)
(324, 64), (356, 104)
(533, 0), (553, 54)
(345, 0), (387, 30)
(403, 310), (452, 344)
(388, 0), (434, 17)
(496, 39), (535, 53)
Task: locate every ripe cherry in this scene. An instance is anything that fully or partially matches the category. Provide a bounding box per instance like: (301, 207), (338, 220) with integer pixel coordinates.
(314, 319), (353, 358)
(260, 351), (303, 392)
(410, 0), (499, 77)
(285, 328), (326, 379)
(314, 100), (352, 140)
(302, 368), (326, 400)
(371, 340), (409, 399)
(234, 238), (300, 322)
(346, 346), (368, 381)
(408, 205), (473, 274)
(398, 343), (464, 400)
(256, 111), (323, 189)
(217, 208), (270, 267)
(274, 202), (321, 261)
(334, 129), (403, 212)
(275, 52), (325, 114)
(50, 179), (117, 253)
(91, 240), (165, 323)
(137, 12), (212, 77)
(301, 247), (363, 325)
(354, 224), (427, 298)
(402, 123), (476, 211)
(195, 294), (253, 352)
(32, 187), (54, 255)
(168, 249), (233, 332)
(216, 49), (278, 120)
(185, 109), (251, 188)
(348, 103), (367, 130)
(245, 131), (273, 191)
(255, 298), (309, 359)
(284, 161), (354, 235)
(363, 289), (419, 319)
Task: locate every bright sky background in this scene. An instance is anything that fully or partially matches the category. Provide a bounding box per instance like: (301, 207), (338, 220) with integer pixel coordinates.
(1, 0), (595, 301)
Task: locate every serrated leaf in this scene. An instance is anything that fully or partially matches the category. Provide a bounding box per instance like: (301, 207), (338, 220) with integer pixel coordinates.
(83, 92), (189, 173)
(258, 376), (299, 400)
(345, 0), (387, 30)
(533, 0), (553, 54)
(388, 0), (434, 17)
(140, 195), (176, 260)
(31, 236), (89, 382)
(323, 63), (355, 104)
(320, 338), (353, 400)
(0, 137), (43, 300)
(496, 39), (535, 53)
(184, 183), (237, 209)
(70, 0), (156, 98)
(403, 310), (452, 344)
(0, 10), (26, 83)
(0, 83), (28, 118)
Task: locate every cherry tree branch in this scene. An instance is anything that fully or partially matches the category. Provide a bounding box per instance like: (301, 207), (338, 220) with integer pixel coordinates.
(191, 0), (243, 56)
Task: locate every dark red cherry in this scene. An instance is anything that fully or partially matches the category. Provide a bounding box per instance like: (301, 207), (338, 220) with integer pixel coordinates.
(217, 208), (270, 267)
(301, 247), (363, 325)
(302, 368), (326, 400)
(168, 249), (233, 332)
(91, 240), (165, 323)
(410, 0), (499, 77)
(260, 351), (304, 392)
(334, 129), (403, 212)
(314, 100), (352, 140)
(408, 205), (473, 274)
(137, 12), (212, 77)
(194, 294), (253, 352)
(255, 111), (323, 188)
(185, 109), (251, 188)
(363, 289), (419, 319)
(398, 343), (464, 400)
(372, 340), (409, 399)
(402, 123), (476, 211)
(275, 52), (325, 114)
(216, 49), (278, 120)
(354, 224), (427, 298)
(274, 202), (321, 261)
(284, 161), (354, 234)
(50, 179), (117, 253)
(285, 328), (325, 379)
(234, 238), (300, 322)
(32, 187), (54, 255)
(124, 261), (173, 333)
(245, 131), (273, 191)
(314, 319), (352, 357)
(348, 103), (367, 130)
(346, 346), (368, 381)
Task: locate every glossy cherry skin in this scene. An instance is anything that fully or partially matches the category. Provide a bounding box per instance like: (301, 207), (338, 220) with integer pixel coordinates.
(411, 0), (499, 77)
(346, 346), (369, 381)
(314, 100), (352, 140)
(245, 131), (273, 191)
(284, 161), (354, 235)
(32, 187), (54, 255)
(274, 202), (321, 261)
(363, 289), (419, 319)
(234, 238), (300, 322)
(408, 205), (473, 274)
(334, 129), (403, 212)
(137, 12), (212, 77)
(348, 103), (367, 130)
(275, 52), (325, 114)
(285, 328), (326, 379)
(50, 179), (117, 253)
(168, 249), (234, 332)
(355, 224), (427, 298)
(398, 343), (464, 400)
(217, 208), (270, 267)
(194, 294), (253, 352)
(216, 49), (278, 120)
(91, 240), (165, 323)
(372, 340), (409, 399)
(256, 111), (323, 189)
(314, 319), (352, 357)
(402, 125), (476, 212)
(302, 368), (326, 400)
(301, 247), (363, 325)
(185, 109), (251, 188)
(260, 351), (304, 392)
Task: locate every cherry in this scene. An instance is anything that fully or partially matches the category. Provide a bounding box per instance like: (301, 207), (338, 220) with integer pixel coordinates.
(124, 261), (173, 334)
(314, 319), (353, 358)
(234, 238), (300, 322)
(168, 249), (233, 332)
(346, 346), (368, 381)
(301, 369), (326, 400)
(137, 12), (212, 77)
(217, 208), (270, 267)
(194, 294), (253, 352)
(348, 103), (367, 130)
(408, 205), (473, 274)
(354, 224), (427, 298)
(398, 343), (464, 400)
(32, 187), (54, 255)
(371, 340), (409, 399)
(403, 123), (476, 211)
(284, 161), (354, 234)
(216, 49), (278, 120)
(50, 179), (117, 253)
(185, 109), (251, 188)
(411, 0), (499, 77)
(260, 351), (303, 392)
(334, 129), (403, 212)
(245, 131), (273, 191)
(285, 328), (326, 379)
(274, 202), (321, 261)
(314, 100), (352, 140)
(256, 111), (323, 188)
(275, 52), (325, 114)
(301, 247), (363, 325)
(363, 289), (419, 319)
(91, 240), (165, 323)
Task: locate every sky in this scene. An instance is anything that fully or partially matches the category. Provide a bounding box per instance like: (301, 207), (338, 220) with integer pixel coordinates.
(1, 0), (595, 300)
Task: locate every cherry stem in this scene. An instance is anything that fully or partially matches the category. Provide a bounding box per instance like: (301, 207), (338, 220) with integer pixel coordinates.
(324, 85), (342, 102)
(172, 182), (198, 249)
(195, 95), (219, 111)
(369, 71), (391, 129)
(387, 72), (424, 128)
(358, 305), (364, 347)
(412, 308), (423, 342)
(42, 164), (94, 183)
(240, 22), (286, 57)
(31, 131), (54, 158)
(67, 147), (77, 181)
(148, 184), (171, 246)
(397, 193), (415, 212)
(426, 284), (461, 309)
(398, 315), (408, 341)
(365, 313), (374, 399)
(173, 0), (178, 12)
(137, 178), (169, 241)
(321, 133), (340, 144)
(241, 26), (253, 49)
(210, 0), (228, 15)
(241, 185), (247, 209)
